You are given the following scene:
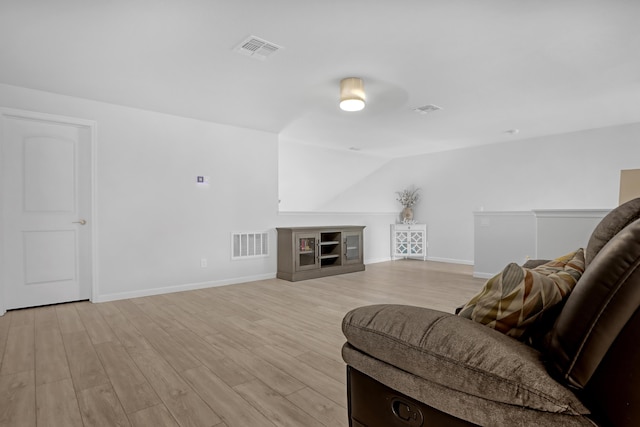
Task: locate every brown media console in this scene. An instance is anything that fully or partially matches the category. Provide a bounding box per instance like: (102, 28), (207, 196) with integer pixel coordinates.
(276, 226), (365, 281)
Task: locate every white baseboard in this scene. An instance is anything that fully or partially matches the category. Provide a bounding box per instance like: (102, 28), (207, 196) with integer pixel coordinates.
(370, 256), (474, 266)
(365, 256), (392, 264)
(427, 256), (474, 266)
(92, 273), (277, 303)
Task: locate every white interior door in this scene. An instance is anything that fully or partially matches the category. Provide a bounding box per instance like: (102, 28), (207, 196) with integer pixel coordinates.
(1, 110), (94, 310)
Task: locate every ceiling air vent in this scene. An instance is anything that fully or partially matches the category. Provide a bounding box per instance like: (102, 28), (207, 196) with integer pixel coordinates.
(413, 104), (443, 115)
(235, 36), (282, 60)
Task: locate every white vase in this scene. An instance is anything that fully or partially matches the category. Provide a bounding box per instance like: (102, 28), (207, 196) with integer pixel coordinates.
(401, 207), (414, 222)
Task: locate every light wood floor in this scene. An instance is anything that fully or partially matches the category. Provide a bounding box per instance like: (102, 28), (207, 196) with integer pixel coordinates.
(0, 260), (484, 427)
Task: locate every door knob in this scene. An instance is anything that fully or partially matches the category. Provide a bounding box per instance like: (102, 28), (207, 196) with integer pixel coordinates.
(73, 219), (87, 225)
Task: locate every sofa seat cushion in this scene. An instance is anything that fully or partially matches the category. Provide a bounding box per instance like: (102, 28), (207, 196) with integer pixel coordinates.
(342, 304), (589, 415)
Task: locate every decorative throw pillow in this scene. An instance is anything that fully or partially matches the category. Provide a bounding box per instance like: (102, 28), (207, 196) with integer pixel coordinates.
(458, 249), (585, 340)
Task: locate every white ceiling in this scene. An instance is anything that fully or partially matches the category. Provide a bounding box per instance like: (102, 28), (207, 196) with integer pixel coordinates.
(1, 0), (639, 158)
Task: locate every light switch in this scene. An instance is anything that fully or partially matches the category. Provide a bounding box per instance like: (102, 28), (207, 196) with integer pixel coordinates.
(196, 176), (210, 188)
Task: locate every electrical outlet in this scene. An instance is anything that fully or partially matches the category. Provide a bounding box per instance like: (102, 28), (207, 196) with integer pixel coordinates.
(200, 258), (207, 268)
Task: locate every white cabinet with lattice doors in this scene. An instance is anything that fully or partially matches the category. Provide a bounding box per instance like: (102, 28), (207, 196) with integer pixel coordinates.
(391, 224), (427, 260)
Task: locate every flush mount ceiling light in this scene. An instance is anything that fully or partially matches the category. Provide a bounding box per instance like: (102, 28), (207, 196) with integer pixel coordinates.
(339, 77), (365, 112)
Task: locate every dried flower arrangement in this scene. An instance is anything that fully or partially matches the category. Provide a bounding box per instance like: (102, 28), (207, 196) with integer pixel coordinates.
(396, 186), (420, 208)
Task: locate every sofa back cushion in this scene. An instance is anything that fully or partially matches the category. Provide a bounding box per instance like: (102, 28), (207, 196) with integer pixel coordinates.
(546, 218), (640, 389)
(585, 197), (640, 267)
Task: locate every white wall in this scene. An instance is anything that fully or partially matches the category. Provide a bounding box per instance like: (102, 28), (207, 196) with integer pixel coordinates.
(318, 123), (640, 264)
(278, 138), (390, 211)
(0, 84), (281, 302)
(277, 139), (399, 264)
(0, 84), (394, 307)
(3, 83), (639, 305)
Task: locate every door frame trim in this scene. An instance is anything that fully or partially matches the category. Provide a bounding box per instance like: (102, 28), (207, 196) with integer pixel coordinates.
(0, 108), (98, 315)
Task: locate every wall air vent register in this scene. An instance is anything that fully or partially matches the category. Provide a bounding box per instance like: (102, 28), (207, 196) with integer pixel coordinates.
(232, 231), (269, 259)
